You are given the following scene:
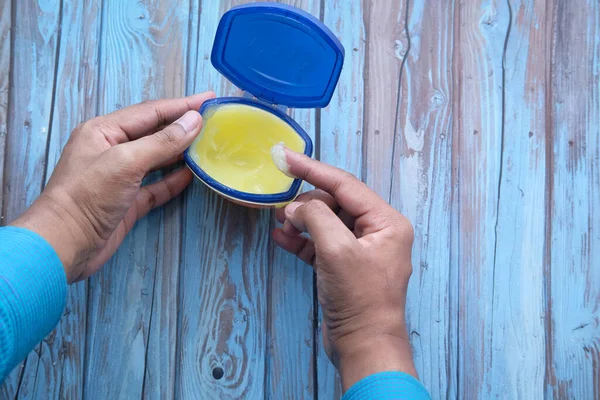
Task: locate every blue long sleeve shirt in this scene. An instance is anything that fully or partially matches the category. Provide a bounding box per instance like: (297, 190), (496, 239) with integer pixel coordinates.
(0, 226), (429, 399)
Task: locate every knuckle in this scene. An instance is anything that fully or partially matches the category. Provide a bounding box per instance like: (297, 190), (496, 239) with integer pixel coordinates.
(300, 164), (315, 182)
(140, 99), (154, 107)
(343, 171), (358, 181)
(154, 126), (182, 149)
(79, 117), (112, 138)
(400, 215), (415, 239)
(389, 214), (414, 243)
(73, 122), (86, 135)
(164, 178), (177, 198)
(77, 118), (98, 134)
(145, 189), (157, 210)
(302, 199), (328, 214)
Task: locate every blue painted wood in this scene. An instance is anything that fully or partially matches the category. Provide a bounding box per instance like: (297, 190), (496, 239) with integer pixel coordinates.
(486, 1), (547, 398)
(389, 1), (457, 398)
(266, 1), (320, 398)
(0, 0), (10, 223)
(14, 1), (102, 398)
(83, 0), (189, 398)
(1, 1), (600, 399)
(0, 1), (12, 396)
(317, 1), (365, 398)
(547, 1), (600, 397)
(362, 0), (407, 199)
(453, 1), (511, 398)
(178, 1), (270, 398)
(1, 0), (62, 397)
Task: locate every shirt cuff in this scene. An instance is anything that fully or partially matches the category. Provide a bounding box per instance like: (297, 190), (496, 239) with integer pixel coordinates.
(342, 371), (431, 400)
(0, 226), (67, 379)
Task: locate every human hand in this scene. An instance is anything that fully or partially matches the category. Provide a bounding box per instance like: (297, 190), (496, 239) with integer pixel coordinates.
(273, 149), (417, 391)
(11, 92), (215, 283)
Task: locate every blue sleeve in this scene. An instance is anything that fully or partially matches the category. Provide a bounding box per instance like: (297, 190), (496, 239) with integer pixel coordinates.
(342, 371), (431, 400)
(0, 227), (67, 381)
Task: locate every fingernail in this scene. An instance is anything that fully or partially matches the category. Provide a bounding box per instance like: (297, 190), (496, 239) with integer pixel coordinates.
(285, 201), (301, 218)
(271, 142), (296, 178)
(175, 111), (201, 134)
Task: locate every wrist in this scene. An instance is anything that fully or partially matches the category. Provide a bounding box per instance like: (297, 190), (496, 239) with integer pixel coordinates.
(336, 329), (417, 392)
(10, 193), (95, 283)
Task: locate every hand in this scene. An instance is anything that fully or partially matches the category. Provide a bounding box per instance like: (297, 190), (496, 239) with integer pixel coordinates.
(273, 149), (417, 391)
(11, 92), (215, 283)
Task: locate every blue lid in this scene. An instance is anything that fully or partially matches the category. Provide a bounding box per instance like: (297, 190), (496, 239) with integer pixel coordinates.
(211, 2), (345, 108)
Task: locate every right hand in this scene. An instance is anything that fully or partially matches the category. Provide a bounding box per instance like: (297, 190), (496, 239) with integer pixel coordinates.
(273, 149), (417, 391)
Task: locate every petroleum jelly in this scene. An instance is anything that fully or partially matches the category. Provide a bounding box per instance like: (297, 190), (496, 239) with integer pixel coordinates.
(188, 104), (305, 194)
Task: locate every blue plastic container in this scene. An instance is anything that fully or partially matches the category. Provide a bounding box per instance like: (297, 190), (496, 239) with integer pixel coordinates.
(184, 2), (344, 207)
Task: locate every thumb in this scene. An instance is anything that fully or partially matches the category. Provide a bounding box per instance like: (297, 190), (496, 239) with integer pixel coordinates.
(285, 199), (355, 247)
(123, 110), (202, 171)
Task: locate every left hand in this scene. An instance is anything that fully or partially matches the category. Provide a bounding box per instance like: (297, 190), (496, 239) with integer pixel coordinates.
(11, 92), (215, 282)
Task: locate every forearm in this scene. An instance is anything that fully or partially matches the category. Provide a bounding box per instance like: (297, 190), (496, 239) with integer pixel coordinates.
(0, 227), (67, 380)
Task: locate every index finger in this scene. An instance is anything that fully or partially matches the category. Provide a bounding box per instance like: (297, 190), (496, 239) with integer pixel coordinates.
(103, 91), (215, 143)
(283, 149), (390, 219)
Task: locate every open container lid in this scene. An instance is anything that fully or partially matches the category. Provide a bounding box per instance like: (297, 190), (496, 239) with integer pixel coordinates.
(211, 2), (345, 108)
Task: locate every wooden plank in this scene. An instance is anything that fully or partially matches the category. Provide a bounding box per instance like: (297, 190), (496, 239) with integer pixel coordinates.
(484, 0), (548, 398)
(317, 1), (365, 398)
(388, 0), (456, 398)
(177, 1), (270, 398)
(265, 1), (320, 398)
(0, 0), (11, 396)
(0, 0), (10, 216)
(0, 0), (62, 397)
(362, 0), (407, 199)
(9, 1), (102, 398)
(453, 1), (511, 398)
(546, 1), (600, 398)
(83, 0), (189, 398)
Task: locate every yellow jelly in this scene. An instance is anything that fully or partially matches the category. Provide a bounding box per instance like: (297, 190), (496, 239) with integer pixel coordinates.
(187, 104), (306, 196)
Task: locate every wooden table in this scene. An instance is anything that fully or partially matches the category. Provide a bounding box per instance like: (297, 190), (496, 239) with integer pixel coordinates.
(1, 0), (598, 399)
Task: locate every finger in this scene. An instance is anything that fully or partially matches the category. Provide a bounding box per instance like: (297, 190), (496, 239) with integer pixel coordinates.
(337, 209), (356, 231)
(276, 189), (338, 224)
(283, 149), (391, 219)
(119, 110), (202, 172)
(104, 91), (215, 142)
(272, 228), (316, 266)
(135, 168), (193, 218)
(148, 154), (184, 174)
(283, 210), (355, 235)
(278, 189), (356, 235)
(282, 219), (302, 236)
(284, 199), (355, 246)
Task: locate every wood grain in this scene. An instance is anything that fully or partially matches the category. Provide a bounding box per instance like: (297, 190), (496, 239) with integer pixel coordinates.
(362, 0), (407, 199)
(486, 0), (548, 397)
(265, 1), (320, 398)
(11, 1), (102, 398)
(0, 0), (10, 215)
(389, 1), (456, 398)
(546, 1), (600, 398)
(1, 1), (600, 399)
(317, 1), (365, 398)
(1, 0), (62, 397)
(178, 1), (270, 398)
(453, 0), (511, 398)
(83, 0), (189, 398)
